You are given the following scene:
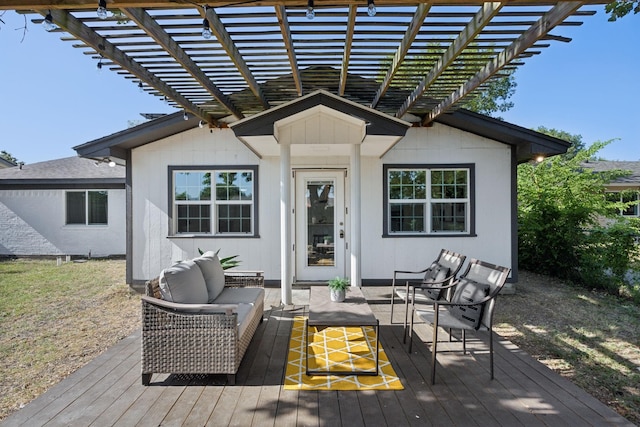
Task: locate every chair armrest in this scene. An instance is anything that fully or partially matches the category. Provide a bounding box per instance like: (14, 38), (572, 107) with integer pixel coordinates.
(141, 295), (238, 314)
(224, 270), (264, 288)
(392, 269), (429, 288)
(433, 293), (494, 308)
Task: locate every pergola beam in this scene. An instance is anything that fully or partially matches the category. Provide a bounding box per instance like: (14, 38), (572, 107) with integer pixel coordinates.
(338, 5), (357, 96)
(0, 0), (609, 9)
(275, 5), (303, 96)
(422, 1), (584, 125)
(122, 7), (243, 120)
(370, 2), (431, 109)
(41, 9), (209, 121)
(396, 2), (503, 118)
(205, 7), (270, 110)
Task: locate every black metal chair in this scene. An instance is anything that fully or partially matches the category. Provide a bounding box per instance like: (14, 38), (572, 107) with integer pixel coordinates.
(390, 249), (466, 342)
(409, 258), (511, 384)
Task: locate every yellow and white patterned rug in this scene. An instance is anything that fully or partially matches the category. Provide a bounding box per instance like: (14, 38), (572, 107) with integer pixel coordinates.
(284, 316), (404, 390)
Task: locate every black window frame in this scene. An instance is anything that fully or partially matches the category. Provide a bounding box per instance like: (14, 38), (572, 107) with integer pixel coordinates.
(382, 163), (475, 237)
(168, 165), (259, 238)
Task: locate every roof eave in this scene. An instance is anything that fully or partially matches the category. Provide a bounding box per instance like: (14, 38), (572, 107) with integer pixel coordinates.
(435, 109), (571, 163)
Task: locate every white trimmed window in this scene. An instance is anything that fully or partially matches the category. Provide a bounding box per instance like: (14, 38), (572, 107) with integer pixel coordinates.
(172, 168), (255, 235)
(386, 166), (472, 235)
(606, 191), (640, 217)
(66, 190), (108, 225)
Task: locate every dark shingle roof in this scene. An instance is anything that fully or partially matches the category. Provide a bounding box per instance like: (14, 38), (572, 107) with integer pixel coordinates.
(582, 160), (640, 184)
(0, 156), (124, 189)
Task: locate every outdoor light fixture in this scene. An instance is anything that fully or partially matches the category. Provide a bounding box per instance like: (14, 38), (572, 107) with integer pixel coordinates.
(199, 120), (205, 128)
(97, 56), (103, 71)
(42, 11), (56, 32)
(97, 0), (108, 20)
(138, 81), (144, 92)
(367, 0), (376, 16)
(108, 159), (116, 167)
(306, 0), (315, 20)
(202, 18), (212, 39)
(183, 110), (189, 121)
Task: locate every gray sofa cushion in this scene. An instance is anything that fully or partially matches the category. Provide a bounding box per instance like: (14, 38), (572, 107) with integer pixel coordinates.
(193, 251), (226, 302)
(159, 260), (209, 304)
(214, 287), (265, 306)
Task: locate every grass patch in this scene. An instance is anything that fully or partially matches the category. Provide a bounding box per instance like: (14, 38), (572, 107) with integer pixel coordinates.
(0, 259), (139, 421)
(495, 271), (640, 425)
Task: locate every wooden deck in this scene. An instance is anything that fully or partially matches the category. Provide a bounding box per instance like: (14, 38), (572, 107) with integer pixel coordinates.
(2, 287), (633, 427)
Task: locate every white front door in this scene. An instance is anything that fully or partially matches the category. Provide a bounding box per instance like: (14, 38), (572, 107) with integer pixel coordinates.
(294, 170), (346, 282)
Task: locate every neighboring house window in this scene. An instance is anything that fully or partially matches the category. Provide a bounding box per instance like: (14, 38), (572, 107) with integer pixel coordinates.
(384, 165), (474, 236)
(171, 167), (256, 236)
(66, 191), (108, 225)
(606, 191), (640, 216)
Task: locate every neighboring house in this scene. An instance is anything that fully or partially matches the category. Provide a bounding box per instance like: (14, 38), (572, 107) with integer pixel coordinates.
(74, 90), (570, 301)
(584, 160), (640, 217)
(0, 157), (17, 169)
(0, 156), (126, 257)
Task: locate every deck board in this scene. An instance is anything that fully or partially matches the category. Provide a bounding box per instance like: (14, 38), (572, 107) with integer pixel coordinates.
(1, 286), (634, 427)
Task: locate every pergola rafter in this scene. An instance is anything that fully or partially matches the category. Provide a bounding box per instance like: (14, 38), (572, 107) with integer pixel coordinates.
(4, 1), (601, 125)
(122, 7), (243, 120)
(396, 1), (503, 118)
(423, 0), (585, 125)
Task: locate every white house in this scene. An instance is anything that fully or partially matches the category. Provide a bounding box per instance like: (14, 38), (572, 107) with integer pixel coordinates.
(0, 156), (126, 257)
(75, 90), (569, 302)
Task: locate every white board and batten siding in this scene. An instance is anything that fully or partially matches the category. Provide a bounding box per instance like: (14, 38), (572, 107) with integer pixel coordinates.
(131, 124), (513, 282)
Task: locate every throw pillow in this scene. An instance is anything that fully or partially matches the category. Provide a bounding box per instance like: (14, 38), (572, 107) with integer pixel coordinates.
(449, 278), (490, 329)
(193, 251), (226, 303)
(422, 263), (450, 299)
(159, 260), (209, 304)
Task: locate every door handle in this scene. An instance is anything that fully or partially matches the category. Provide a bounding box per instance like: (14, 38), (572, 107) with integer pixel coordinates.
(339, 230), (344, 238)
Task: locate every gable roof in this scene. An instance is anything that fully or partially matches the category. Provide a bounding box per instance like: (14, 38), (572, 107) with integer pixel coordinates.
(74, 101), (569, 163)
(0, 156), (125, 189)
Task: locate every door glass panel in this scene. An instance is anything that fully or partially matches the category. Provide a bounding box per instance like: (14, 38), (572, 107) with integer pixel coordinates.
(306, 180), (335, 267)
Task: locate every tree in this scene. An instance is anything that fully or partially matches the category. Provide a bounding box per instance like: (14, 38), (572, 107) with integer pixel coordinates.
(518, 139), (640, 299)
(464, 74), (517, 118)
(605, 1), (640, 21)
(1, 151), (18, 164)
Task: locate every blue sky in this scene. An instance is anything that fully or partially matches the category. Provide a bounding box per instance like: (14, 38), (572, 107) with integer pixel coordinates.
(0, 7), (638, 165)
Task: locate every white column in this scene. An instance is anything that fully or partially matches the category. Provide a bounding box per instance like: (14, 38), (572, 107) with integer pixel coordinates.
(350, 143), (361, 287)
(280, 142), (292, 305)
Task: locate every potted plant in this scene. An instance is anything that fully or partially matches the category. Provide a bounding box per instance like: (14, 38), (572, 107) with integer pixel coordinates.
(328, 276), (349, 302)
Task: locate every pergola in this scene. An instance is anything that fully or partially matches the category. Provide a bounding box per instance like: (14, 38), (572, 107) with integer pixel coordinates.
(2, 1), (607, 127)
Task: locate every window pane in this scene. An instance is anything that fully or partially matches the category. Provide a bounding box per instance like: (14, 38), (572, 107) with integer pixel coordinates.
(431, 170), (467, 200)
(390, 203), (424, 232)
(389, 170), (425, 200)
(176, 204), (210, 233)
(175, 172), (211, 201)
(216, 171), (253, 201)
(66, 192), (86, 224)
(88, 191), (108, 225)
(431, 202), (466, 232)
(217, 203), (251, 233)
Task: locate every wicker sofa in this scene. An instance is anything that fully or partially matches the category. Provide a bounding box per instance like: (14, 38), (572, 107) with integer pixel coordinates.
(141, 252), (264, 385)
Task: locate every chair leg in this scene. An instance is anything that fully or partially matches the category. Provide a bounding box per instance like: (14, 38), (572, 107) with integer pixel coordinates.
(431, 318), (439, 385)
(462, 329), (467, 355)
(408, 307), (414, 352)
(489, 328), (494, 380)
(402, 292), (410, 343)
